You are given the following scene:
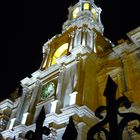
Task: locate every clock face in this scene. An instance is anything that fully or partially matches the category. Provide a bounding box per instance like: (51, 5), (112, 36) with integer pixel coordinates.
(41, 82), (55, 100)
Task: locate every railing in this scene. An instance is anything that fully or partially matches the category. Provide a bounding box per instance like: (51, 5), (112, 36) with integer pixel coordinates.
(87, 75), (140, 140)
(25, 106), (50, 140)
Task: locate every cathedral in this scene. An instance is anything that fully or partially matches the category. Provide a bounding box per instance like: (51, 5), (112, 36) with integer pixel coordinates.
(0, 0), (140, 139)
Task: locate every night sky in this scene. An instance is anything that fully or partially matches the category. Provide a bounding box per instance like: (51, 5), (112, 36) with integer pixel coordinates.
(0, 0), (140, 101)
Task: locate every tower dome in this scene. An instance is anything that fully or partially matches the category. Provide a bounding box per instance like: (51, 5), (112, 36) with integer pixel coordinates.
(63, 0), (103, 34)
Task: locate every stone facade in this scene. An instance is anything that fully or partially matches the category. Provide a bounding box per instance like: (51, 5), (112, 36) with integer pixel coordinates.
(0, 0), (140, 139)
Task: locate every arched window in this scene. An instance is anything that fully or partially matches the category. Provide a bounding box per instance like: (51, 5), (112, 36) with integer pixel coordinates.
(51, 43), (69, 65)
(72, 7), (80, 19)
(83, 3), (90, 10)
(91, 8), (97, 20)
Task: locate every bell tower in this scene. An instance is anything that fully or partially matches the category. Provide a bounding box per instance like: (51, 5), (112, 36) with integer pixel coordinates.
(38, 0), (113, 112)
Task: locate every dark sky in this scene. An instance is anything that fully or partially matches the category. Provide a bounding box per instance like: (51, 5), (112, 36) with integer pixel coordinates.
(0, 0), (140, 101)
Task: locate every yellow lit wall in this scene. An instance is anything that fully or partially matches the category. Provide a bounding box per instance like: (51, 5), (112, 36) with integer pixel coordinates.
(72, 7), (80, 19)
(91, 8), (97, 19)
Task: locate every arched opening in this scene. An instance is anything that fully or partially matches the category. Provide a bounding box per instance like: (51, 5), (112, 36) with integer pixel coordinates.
(51, 43), (69, 65)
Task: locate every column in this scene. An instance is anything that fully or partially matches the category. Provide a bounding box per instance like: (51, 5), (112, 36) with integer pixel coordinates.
(15, 86), (30, 123)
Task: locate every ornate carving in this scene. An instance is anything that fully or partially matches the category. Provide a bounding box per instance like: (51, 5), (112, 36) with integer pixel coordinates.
(35, 79), (42, 86)
(75, 53), (82, 61)
(47, 127), (57, 140)
(0, 114), (8, 132)
(87, 75), (140, 140)
(22, 86), (31, 95)
(59, 63), (66, 73)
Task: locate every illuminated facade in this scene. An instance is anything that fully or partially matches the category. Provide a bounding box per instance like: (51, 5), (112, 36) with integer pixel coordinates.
(0, 0), (140, 139)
